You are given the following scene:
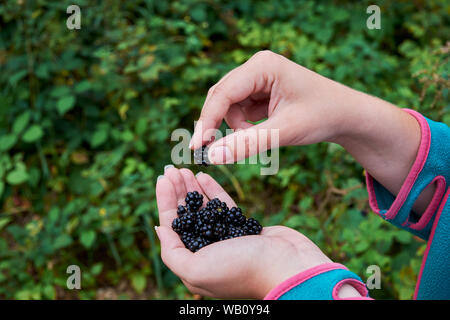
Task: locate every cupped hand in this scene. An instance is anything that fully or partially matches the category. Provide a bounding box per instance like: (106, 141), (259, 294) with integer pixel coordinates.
(189, 50), (358, 164)
(155, 167), (332, 299)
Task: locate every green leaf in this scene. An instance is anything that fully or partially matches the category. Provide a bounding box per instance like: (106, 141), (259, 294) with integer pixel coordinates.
(53, 234), (72, 249)
(443, 114), (450, 127)
(121, 130), (134, 142)
(0, 181), (4, 198)
(50, 86), (71, 97)
(0, 134), (17, 151)
(355, 240), (370, 253)
(130, 273), (147, 294)
(285, 215), (303, 229)
(91, 129), (108, 148)
(75, 81), (92, 93)
(0, 217), (11, 230)
(6, 168), (28, 185)
(395, 231), (412, 244)
(80, 230), (96, 248)
(22, 125), (43, 143)
(9, 70), (27, 86)
(57, 95), (76, 115)
(43, 285), (56, 299)
(12, 112), (31, 134)
(90, 263), (103, 275)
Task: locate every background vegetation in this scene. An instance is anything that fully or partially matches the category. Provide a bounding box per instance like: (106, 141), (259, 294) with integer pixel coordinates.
(0, 0), (448, 299)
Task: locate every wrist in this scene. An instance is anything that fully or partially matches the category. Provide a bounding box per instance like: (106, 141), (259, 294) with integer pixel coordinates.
(337, 283), (364, 298)
(256, 255), (333, 299)
(330, 91), (422, 200)
(328, 88), (383, 145)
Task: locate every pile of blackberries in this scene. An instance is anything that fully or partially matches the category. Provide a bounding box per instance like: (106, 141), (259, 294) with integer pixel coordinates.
(172, 191), (263, 252)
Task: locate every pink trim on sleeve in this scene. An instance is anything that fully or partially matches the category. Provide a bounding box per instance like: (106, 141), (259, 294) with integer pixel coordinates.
(332, 278), (372, 300)
(263, 263), (348, 300)
(406, 176), (446, 230)
(413, 188), (450, 300)
(366, 109), (431, 221)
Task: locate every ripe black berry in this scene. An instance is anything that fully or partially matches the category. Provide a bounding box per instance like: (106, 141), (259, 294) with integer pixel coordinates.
(225, 207), (246, 226)
(185, 191), (203, 212)
(177, 205), (188, 217)
(244, 218), (263, 235)
(179, 212), (196, 232)
(194, 145), (209, 166)
(171, 191), (263, 252)
(172, 217), (183, 234)
(228, 226), (246, 238)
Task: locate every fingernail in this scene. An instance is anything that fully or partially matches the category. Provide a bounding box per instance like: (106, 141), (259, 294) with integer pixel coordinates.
(154, 226), (160, 238)
(209, 146), (232, 164)
(188, 140), (193, 149)
(195, 171), (203, 177)
(157, 175), (165, 181)
(164, 164), (174, 172)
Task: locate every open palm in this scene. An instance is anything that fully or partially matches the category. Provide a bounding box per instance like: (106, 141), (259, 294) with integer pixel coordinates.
(155, 167), (331, 299)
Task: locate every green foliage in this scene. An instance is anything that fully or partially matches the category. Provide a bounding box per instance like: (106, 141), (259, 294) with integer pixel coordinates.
(0, 0), (448, 299)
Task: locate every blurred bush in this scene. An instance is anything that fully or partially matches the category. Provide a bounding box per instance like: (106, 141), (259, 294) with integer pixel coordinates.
(0, 0), (448, 299)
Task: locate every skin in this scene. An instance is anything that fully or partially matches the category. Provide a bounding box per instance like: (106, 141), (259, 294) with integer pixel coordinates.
(189, 50), (433, 214)
(156, 51), (433, 299)
(157, 168), (360, 299)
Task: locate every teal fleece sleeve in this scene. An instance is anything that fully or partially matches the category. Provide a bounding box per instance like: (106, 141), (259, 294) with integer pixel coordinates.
(365, 109), (450, 240)
(414, 189), (450, 300)
(365, 109), (450, 300)
(264, 263), (371, 300)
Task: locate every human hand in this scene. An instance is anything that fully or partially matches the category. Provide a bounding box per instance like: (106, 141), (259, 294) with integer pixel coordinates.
(155, 167), (332, 299)
(189, 50), (361, 164)
(189, 50), (429, 215)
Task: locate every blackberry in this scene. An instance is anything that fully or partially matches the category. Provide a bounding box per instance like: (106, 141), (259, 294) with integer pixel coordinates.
(207, 198), (229, 220)
(206, 198), (222, 209)
(198, 223), (214, 239)
(194, 145), (209, 166)
(219, 235), (234, 241)
(185, 191), (203, 212)
(180, 231), (195, 246)
(243, 218), (263, 235)
(209, 198), (228, 210)
(172, 217), (183, 234)
(196, 207), (213, 224)
(171, 191), (263, 252)
(227, 226), (246, 238)
(186, 237), (202, 252)
(179, 212), (196, 232)
(177, 205), (188, 217)
(187, 236), (211, 252)
(212, 222), (227, 239)
(225, 207), (246, 226)
(193, 221), (203, 235)
(198, 220), (227, 240)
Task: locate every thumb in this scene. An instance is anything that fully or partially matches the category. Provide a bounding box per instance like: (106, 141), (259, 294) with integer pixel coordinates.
(207, 119), (281, 164)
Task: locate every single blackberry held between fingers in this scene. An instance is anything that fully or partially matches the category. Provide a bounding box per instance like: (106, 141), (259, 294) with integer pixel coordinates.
(194, 145), (210, 166)
(171, 191), (264, 252)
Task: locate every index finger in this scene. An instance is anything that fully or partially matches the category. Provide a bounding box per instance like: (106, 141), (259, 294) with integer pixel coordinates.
(190, 51), (277, 150)
(196, 172), (237, 208)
